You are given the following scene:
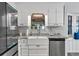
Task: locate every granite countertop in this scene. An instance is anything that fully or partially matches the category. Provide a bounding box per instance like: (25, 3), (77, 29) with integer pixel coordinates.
(65, 35), (73, 39)
(48, 35), (65, 38)
(18, 36), (28, 39)
(18, 33), (66, 39)
(29, 32), (65, 38)
(28, 34), (65, 39)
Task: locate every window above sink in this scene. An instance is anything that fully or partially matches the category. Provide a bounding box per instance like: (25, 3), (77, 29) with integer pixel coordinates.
(27, 13), (48, 36)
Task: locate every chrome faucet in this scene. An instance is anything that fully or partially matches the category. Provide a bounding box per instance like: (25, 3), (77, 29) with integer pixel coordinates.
(37, 25), (40, 36)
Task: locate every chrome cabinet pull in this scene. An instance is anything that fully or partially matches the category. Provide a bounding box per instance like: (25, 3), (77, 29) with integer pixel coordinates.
(36, 45), (40, 47)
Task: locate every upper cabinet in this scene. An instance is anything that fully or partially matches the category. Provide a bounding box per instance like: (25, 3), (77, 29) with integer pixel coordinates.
(48, 3), (64, 26)
(48, 7), (56, 26)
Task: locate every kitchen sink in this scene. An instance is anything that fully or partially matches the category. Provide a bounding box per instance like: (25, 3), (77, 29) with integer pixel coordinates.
(28, 36), (48, 39)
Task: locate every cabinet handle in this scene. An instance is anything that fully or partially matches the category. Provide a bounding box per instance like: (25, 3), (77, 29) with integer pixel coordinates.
(36, 45), (40, 47)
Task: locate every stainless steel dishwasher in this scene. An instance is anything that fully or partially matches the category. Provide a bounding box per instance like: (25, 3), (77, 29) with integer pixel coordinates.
(49, 38), (65, 56)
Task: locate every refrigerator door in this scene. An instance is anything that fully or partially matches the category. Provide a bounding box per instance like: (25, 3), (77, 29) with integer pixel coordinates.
(0, 3), (7, 54)
(6, 3), (18, 48)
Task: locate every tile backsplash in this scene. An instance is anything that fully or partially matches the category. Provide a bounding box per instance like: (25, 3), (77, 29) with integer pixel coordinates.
(48, 26), (64, 36)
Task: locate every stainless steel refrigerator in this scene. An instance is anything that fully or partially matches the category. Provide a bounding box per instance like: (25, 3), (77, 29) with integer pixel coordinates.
(0, 2), (18, 56)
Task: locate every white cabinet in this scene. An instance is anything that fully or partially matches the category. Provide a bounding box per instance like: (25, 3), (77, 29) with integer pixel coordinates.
(29, 49), (48, 56)
(28, 44), (48, 49)
(28, 39), (49, 45)
(21, 48), (28, 56)
(56, 4), (64, 26)
(48, 7), (56, 26)
(48, 4), (64, 26)
(29, 44), (49, 56)
(28, 37), (49, 56)
(72, 40), (79, 52)
(18, 38), (28, 56)
(66, 38), (73, 51)
(65, 38), (73, 56)
(18, 36), (49, 56)
(65, 38), (79, 56)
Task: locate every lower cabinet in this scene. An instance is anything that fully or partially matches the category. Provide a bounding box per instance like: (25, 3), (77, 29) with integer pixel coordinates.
(28, 44), (49, 56)
(18, 38), (28, 56)
(65, 38), (79, 56)
(29, 49), (48, 56)
(28, 37), (49, 56)
(18, 37), (49, 56)
(21, 48), (28, 56)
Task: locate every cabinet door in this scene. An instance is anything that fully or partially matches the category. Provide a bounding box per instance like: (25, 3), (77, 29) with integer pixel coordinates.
(28, 39), (49, 45)
(29, 44), (48, 50)
(18, 39), (28, 56)
(66, 39), (79, 53)
(21, 39), (28, 45)
(65, 40), (73, 52)
(65, 38), (73, 56)
(29, 44), (49, 56)
(29, 49), (48, 56)
(21, 39), (28, 56)
(56, 4), (64, 26)
(21, 48), (28, 56)
(48, 7), (56, 26)
(18, 44), (28, 56)
(18, 39), (21, 56)
(76, 40), (79, 52)
(72, 40), (79, 52)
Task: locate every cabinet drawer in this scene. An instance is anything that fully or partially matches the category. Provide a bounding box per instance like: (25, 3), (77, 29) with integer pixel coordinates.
(29, 45), (49, 50)
(21, 46), (28, 49)
(21, 50), (28, 56)
(29, 49), (48, 56)
(21, 39), (28, 43)
(18, 39), (28, 45)
(72, 40), (79, 52)
(28, 39), (49, 44)
(21, 48), (28, 56)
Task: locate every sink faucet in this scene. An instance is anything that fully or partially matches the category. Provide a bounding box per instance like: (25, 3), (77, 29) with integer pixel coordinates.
(37, 25), (40, 36)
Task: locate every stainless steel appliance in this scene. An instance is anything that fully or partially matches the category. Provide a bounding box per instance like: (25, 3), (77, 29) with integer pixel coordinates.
(0, 2), (18, 56)
(49, 38), (65, 56)
(6, 3), (18, 48)
(0, 2), (7, 55)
